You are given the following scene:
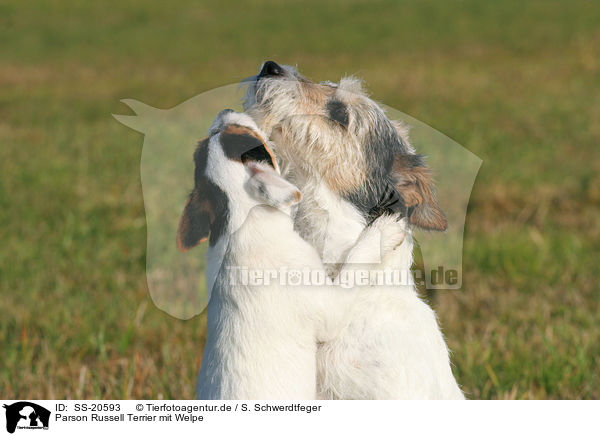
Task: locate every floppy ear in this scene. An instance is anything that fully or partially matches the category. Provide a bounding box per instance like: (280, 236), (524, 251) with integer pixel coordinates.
(177, 187), (212, 251)
(392, 154), (447, 231)
(245, 162), (302, 208)
(220, 125), (278, 170)
(219, 125), (297, 206)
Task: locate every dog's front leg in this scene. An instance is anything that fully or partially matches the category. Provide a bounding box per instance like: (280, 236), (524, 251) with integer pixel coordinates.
(342, 215), (408, 267)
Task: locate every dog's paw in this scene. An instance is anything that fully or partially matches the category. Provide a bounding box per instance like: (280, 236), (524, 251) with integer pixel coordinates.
(344, 214), (408, 265)
(369, 214), (408, 255)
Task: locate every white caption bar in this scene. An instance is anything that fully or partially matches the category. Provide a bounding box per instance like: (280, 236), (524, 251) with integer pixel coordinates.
(0, 400), (598, 435)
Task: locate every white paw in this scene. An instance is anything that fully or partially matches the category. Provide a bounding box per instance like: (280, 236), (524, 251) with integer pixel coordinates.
(370, 215), (408, 255)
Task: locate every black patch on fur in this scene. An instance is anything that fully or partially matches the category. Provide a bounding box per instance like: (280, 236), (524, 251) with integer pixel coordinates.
(205, 182), (229, 246)
(368, 183), (409, 224)
(220, 129), (275, 168)
(193, 143), (209, 184)
(241, 146), (275, 167)
(344, 117), (408, 219)
(259, 60), (284, 78)
(326, 99), (349, 128)
(220, 131), (261, 160)
(398, 153), (426, 170)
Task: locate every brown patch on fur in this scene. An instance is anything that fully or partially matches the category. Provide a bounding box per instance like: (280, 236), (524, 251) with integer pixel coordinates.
(302, 81), (333, 107)
(322, 160), (368, 195)
(222, 124), (266, 147)
(177, 187), (212, 252)
(294, 81), (337, 123)
(393, 154), (447, 231)
(177, 137), (223, 251)
(291, 189), (302, 203)
(275, 117), (369, 195)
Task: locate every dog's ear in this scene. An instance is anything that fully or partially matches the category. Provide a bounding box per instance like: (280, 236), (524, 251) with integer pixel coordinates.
(177, 139), (214, 252)
(220, 125), (278, 170)
(245, 162), (302, 208)
(220, 126), (298, 207)
(177, 186), (212, 251)
(392, 154), (447, 231)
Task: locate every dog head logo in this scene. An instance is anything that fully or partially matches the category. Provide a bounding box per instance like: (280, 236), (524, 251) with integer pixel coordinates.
(3, 402), (50, 434)
(114, 71), (481, 320)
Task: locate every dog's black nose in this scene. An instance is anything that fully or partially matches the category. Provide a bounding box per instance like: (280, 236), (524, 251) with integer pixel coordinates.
(258, 61), (284, 78)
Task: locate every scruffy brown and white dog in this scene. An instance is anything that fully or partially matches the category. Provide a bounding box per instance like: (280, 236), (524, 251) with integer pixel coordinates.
(244, 61), (464, 399)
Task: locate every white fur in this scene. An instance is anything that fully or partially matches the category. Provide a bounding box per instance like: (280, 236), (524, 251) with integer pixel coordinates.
(199, 206), (326, 399)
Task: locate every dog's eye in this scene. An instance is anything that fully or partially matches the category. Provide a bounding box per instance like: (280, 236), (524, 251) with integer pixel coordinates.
(326, 99), (349, 128)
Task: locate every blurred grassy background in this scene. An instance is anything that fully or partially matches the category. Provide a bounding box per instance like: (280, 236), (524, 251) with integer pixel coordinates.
(1, 0), (599, 399)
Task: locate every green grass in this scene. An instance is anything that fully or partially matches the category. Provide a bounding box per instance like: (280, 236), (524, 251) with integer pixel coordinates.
(1, 0), (599, 399)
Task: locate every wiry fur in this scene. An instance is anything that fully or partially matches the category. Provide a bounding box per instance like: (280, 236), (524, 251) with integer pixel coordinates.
(244, 66), (417, 264)
(244, 62), (463, 399)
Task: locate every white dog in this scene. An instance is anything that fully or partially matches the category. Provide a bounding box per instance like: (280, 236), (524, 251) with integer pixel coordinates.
(244, 61), (465, 399)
